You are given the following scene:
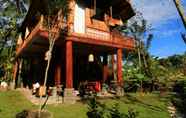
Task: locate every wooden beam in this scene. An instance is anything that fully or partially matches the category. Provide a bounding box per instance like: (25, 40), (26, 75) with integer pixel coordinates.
(117, 48), (122, 85)
(66, 40), (73, 88)
(13, 61), (19, 88)
(103, 54), (108, 83)
(67, 0), (75, 34)
(67, 33), (134, 49)
(54, 63), (61, 87)
(111, 54), (115, 79)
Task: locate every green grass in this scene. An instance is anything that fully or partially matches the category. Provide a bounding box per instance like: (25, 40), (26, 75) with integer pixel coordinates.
(0, 90), (170, 118)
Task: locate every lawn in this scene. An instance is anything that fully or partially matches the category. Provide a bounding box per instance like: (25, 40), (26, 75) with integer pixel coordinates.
(0, 90), (170, 118)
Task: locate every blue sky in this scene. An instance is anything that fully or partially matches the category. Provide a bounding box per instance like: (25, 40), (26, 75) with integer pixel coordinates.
(132, 0), (186, 58)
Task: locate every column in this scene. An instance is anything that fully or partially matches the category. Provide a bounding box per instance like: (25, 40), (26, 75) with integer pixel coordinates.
(65, 40), (75, 104)
(66, 40), (73, 88)
(103, 54), (108, 83)
(117, 48), (123, 86)
(12, 61), (19, 89)
(67, 0), (75, 33)
(111, 54), (115, 80)
(54, 63), (61, 87)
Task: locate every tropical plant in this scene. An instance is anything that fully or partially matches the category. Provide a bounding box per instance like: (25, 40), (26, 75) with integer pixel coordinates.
(122, 12), (155, 93)
(0, 0), (28, 83)
(87, 97), (105, 118)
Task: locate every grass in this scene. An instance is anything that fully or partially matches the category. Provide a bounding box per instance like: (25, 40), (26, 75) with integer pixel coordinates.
(0, 90), (170, 118)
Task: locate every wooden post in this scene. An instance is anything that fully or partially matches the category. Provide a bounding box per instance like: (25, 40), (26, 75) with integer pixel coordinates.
(117, 49), (123, 85)
(12, 61), (19, 89)
(111, 55), (115, 79)
(66, 41), (73, 88)
(67, 0), (75, 33)
(103, 54), (108, 83)
(54, 63), (61, 87)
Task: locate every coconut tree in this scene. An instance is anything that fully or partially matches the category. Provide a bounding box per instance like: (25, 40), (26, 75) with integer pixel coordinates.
(122, 12), (155, 93)
(173, 0), (186, 44)
(173, 0), (186, 29)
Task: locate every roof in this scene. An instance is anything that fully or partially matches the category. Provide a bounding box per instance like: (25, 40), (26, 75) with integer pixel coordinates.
(78, 0), (135, 21)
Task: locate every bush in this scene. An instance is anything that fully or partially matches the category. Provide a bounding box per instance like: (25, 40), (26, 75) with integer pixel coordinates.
(108, 103), (139, 118)
(107, 103), (125, 118)
(87, 97), (139, 118)
(87, 97), (105, 118)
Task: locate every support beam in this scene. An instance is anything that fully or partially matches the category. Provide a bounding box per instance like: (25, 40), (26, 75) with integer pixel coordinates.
(54, 63), (61, 87)
(111, 54), (115, 79)
(117, 48), (123, 85)
(12, 61), (19, 89)
(67, 0), (75, 33)
(66, 41), (73, 88)
(103, 54), (108, 83)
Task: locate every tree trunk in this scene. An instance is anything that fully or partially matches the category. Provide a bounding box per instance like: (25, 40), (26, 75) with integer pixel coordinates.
(173, 0), (186, 29)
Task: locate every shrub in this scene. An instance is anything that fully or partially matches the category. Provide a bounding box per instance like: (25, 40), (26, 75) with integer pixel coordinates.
(87, 97), (105, 118)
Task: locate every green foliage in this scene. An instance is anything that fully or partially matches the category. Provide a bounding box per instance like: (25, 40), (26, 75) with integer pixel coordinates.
(172, 80), (186, 116)
(123, 108), (139, 118)
(0, 0), (28, 83)
(87, 97), (105, 118)
(87, 98), (139, 118)
(107, 103), (125, 118)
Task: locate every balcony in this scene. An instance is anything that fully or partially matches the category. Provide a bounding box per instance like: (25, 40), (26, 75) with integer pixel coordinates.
(16, 13), (134, 58)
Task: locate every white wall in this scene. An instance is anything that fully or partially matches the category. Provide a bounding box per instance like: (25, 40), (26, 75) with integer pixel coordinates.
(74, 4), (85, 33)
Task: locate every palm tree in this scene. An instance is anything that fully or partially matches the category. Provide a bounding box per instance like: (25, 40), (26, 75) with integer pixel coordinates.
(173, 0), (186, 29)
(173, 0), (186, 44)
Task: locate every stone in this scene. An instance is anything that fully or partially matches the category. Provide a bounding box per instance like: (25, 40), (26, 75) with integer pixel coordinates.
(116, 86), (124, 96)
(64, 88), (76, 104)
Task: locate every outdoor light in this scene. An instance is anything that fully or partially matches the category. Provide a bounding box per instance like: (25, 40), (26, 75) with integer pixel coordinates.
(17, 34), (23, 45)
(88, 54), (94, 62)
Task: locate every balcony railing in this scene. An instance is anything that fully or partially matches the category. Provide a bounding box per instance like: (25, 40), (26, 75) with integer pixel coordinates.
(20, 13), (134, 49)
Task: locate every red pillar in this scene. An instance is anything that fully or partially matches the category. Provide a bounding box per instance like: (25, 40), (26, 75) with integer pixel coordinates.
(54, 63), (61, 87)
(66, 41), (73, 88)
(111, 55), (115, 78)
(103, 55), (108, 83)
(13, 61), (18, 81)
(12, 61), (19, 89)
(117, 48), (123, 85)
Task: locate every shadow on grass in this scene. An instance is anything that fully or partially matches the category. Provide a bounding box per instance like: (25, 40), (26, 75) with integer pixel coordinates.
(119, 94), (167, 112)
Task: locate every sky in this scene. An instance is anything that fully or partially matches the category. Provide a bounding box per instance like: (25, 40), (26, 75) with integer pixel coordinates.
(132, 0), (186, 58)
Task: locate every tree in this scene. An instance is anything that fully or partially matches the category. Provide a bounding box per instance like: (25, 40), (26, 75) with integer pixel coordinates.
(173, 0), (186, 29)
(173, 0), (186, 44)
(37, 0), (69, 117)
(0, 0), (28, 82)
(122, 12), (155, 93)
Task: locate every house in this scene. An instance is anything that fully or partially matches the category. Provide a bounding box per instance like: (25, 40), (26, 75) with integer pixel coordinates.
(13, 0), (135, 99)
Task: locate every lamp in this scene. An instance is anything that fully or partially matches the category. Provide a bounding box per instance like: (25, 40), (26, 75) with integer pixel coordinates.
(88, 54), (94, 62)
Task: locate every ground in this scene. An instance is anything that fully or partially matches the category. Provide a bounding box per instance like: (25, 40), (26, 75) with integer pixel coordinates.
(0, 90), (170, 118)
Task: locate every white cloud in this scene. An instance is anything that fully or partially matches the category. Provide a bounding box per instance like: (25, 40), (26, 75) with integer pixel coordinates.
(132, 0), (179, 26)
(154, 29), (180, 38)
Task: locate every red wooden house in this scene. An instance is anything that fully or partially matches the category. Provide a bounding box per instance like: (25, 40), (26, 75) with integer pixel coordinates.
(13, 0), (135, 97)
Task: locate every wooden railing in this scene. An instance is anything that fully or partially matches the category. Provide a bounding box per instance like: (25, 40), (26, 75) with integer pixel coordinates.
(85, 27), (111, 40)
